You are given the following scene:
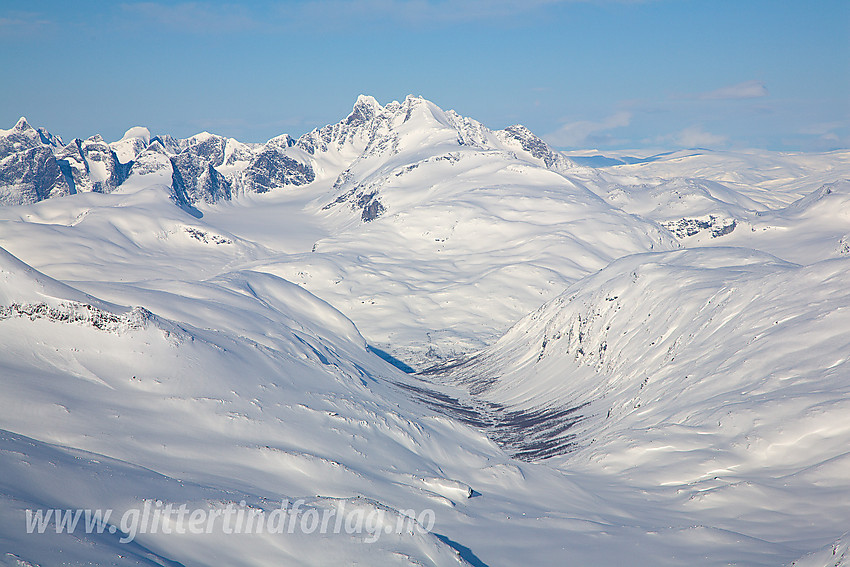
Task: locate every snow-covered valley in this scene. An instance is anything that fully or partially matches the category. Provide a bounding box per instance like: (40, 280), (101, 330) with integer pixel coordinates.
(1, 96), (848, 566)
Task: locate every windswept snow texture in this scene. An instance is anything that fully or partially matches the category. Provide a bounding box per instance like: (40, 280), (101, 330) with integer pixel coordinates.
(1, 98), (849, 566)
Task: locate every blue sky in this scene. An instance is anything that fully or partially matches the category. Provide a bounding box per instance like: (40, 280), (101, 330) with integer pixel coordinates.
(1, 0), (848, 151)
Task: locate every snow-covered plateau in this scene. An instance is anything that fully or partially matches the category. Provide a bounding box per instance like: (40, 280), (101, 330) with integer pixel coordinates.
(0, 96), (848, 566)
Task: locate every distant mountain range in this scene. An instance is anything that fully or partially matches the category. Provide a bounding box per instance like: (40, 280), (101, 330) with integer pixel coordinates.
(0, 95), (575, 212)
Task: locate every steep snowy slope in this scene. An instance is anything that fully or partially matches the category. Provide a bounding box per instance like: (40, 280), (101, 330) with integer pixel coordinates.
(10, 238), (849, 566)
(790, 534), (850, 567)
(432, 246), (850, 562)
(7, 240), (758, 567)
(227, 96), (678, 366)
(2, 97), (849, 566)
(0, 245), (498, 565)
(0, 98), (680, 367)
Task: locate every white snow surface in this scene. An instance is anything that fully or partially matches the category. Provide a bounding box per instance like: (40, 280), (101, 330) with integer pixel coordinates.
(1, 98), (849, 566)
(111, 127), (152, 164)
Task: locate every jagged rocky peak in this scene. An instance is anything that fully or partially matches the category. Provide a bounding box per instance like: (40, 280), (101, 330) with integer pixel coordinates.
(242, 140), (315, 194)
(0, 97), (579, 209)
(0, 145), (72, 205)
(346, 95), (383, 126)
(496, 124), (575, 171)
(13, 117), (34, 133)
(197, 162), (231, 202)
(398, 94), (444, 123)
(265, 133), (296, 150)
(2, 116), (63, 148)
(1, 117), (51, 160)
(126, 140), (173, 180)
(223, 137), (257, 166)
(160, 132), (235, 205)
(0, 117), (129, 203)
(318, 95), (583, 225)
(36, 127), (63, 148)
(296, 96), (390, 155)
(143, 139), (169, 155)
(179, 132), (227, 166)
(296, 95), (488, 160)
(150, 134), (181, 155)
(76, 135), (129, 193)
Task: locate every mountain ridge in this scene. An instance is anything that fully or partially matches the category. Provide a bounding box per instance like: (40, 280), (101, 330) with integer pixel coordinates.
(0, 95), (581, 209)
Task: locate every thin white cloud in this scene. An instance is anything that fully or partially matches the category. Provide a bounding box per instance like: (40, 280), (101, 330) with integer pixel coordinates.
(797, 120), (850, 147)
(675, 125), (727, 147)
(121, 2), (258, 33)
(799, 120), (848, 136)
(294, 0), (654, 26)
(296, 0), (556, 25)
(697, 80), (769, 100)
(0, 13), (52, 36)
(543, 111), (632, 147)
(119, 0), (658, 33)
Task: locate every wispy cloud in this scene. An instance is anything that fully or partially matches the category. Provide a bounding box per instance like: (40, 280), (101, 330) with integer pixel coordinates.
(695, 80), (769, 100)
(293, 0), (654, 27)
(544, 111), (632, 147)
(675, 125), (728, 147)
(295, 0), (554, 26)
(117, 0), (657, 34)
(799, 120), (847, 137)
(121, 2), (258, 33)
(797, 120), (850, 147)
(0, 12), (52, 37)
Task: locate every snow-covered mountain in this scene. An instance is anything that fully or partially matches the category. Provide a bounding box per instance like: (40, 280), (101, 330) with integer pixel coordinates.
(1, 97), (849, 566)
(0, 98), (679, 365)
(0, 95), (577, 210)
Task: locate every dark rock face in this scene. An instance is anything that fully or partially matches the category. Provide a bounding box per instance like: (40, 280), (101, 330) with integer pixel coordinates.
(197, 162), (231, 203)
(170, 136), (231, 204)
(503, 125), (552, 164)
(344, 96), (380, 127)
(0, 302), (151, 333)
(33, 136), (130, 198)
(0, 118), (74, 205)
(0, 118), (51, 160)
(169, 156), (192, 206)
(128, 141), (171, 176)
(225, 141), (257, 166)
(171, 152), (229, 204)
(500, 125), (572, 170)
(358, 192), (385, 222)
(80, 137), (129, 193)
(243, 145), (314, 193)
(0, 146), (72, 205)
(296, 95), (386, 156)
(55, 142), (88, 193)
(322, 174), (386, 222)
(663, 216), (737, 239)
(181, 135), (226, 167)
(149, 135), (181, 155)
(0, 120), (241, 206)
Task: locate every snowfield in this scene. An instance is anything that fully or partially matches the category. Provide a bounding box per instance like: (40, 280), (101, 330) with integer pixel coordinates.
(0, 97), (849, 566)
